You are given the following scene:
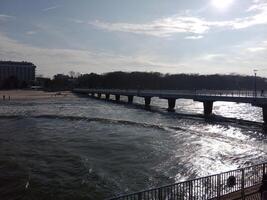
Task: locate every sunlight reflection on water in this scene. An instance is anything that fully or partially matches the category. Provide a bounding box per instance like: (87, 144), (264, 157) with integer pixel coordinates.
(0, 96), (266, 199)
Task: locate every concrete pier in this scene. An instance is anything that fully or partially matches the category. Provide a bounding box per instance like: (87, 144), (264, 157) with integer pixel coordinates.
(105, 94), (110, 100)
(144, 97), (151, 108)
(115, 94), (120, 102)
(73, 89), (267, 123)
(128, 95), (133, 103)
(203, 101), (213, 116)
(167, 98), (176, 112)
(262, 105), (267, 123)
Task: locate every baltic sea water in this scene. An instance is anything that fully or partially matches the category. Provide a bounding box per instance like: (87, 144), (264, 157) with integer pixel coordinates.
(0, 95), (266, 199)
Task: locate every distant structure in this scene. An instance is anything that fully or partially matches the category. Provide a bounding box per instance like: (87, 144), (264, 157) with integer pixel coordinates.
(0, 61), (36, 88)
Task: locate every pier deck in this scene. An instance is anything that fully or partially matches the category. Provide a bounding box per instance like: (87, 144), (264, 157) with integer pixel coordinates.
(73, 89), (267, 122)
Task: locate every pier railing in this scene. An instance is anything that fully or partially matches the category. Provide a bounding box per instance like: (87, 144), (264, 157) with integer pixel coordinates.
(75, 89), (266, 98)
(141, 89), (265, 98)
(109, 162), (266, 200)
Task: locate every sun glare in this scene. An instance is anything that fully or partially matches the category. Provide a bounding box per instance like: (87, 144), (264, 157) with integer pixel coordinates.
(211, 0), (234, 10)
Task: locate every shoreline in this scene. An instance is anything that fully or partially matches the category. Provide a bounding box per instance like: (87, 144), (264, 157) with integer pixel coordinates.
(0, 90), (75, 100)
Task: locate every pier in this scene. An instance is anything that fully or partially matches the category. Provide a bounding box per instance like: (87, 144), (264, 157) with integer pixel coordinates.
(73, 89), (267, 123)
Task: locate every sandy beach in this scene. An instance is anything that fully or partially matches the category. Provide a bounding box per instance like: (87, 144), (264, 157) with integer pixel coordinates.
(0, 90), (75, 100)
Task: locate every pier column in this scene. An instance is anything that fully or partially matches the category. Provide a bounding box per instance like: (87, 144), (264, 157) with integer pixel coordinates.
(128, 95), (133, 103)
(262, 105), (267, 123)
(91, 92), (95, 97)
(145, 97), (151, 108)
(115, 94), (120, 102)
(167, 98), (176, 112)
(203, 101), (213, 116)
(105, 94), (110, 100)
(97, 93), (101, 98)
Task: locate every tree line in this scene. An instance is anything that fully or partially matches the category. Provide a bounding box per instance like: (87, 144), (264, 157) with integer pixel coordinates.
(73, 71), (267, 90)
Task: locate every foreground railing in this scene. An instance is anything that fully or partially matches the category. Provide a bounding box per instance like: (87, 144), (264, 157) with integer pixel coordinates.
(109, 162), (266, 200)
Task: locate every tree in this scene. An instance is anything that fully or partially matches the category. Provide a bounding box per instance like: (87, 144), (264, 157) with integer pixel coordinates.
(69, 71), (75, 78)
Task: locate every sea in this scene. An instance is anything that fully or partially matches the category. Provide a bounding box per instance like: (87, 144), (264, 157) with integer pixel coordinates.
(0, 94), (266, 200)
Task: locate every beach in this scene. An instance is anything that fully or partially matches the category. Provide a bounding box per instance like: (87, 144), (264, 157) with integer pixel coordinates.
(0, 90), (74, 100)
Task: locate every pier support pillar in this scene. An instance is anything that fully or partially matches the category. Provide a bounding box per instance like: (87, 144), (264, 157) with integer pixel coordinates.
(203, 101), (213, 116)
(115, 95), (120, 102)
(145, 97), (151, 108)
(128, 95), (133, 103)
(91, 92), (95, 97)
(97, 93), (101, 98)
(105, 94), (110, 100)
(167, 98), (176, 112)
(262, 105), (267, 123)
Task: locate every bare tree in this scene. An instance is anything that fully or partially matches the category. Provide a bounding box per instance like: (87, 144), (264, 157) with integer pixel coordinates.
(69, 71), (75, 78)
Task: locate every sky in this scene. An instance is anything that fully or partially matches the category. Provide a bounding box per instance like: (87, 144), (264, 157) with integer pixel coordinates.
(0, 0), (266, 77)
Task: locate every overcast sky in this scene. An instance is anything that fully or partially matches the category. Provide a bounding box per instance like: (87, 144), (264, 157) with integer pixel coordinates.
(0, 0), (266, 77)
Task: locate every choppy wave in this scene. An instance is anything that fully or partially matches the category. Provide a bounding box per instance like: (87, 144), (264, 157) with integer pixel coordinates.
(0, 114), (183, 131)
(0, 112), (264, 130)
(0, 114), (264, 143)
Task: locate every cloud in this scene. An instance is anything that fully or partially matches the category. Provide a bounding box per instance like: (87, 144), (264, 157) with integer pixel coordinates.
(89, 1), (267, 37)
(247, 47), (266, 52)
(0, 33), (185, 76)
(69, 18), (84, 24)
(185, 35), (203, 40)
(232, 2), (267, 29)
(200, 54), (225, 61)
(26, 31), (37, 35)
(0, 14), (15, 21)
(89, 16), (211, 37)
(42, 6), (61, 12)
(1, 31), (267, 76)
(247, 40), (267, 52)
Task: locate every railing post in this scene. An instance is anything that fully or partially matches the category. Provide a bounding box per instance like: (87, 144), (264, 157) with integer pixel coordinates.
(217, 174), (221, 199)
(189, 180), (193, 200)
(263, 163), (266, 176)
(158, 187), (162, 200)
(241, 169), (245, 200)
(138, 192), (142, 200)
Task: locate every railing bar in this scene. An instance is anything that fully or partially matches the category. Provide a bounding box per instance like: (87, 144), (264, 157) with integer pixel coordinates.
(183, 182), (185, 200)
(182, 183), (184, 200)
(177, 184), (180, 200)
(202, 179), (204, 198)
(173, 185), (175, 200)
(174, 184), (176, 200)
(241, 168), (245, 200)
(177, 184), (179, 200)
(196, 179), (198, 198)
(174, 185), (178, 199)
(194, 180), (196, 199)
(212, 176), (214, 197)
(178, 184), (180, 200)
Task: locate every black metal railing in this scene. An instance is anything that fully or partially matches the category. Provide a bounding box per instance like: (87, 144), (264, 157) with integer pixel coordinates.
(108, 162), (266, 200)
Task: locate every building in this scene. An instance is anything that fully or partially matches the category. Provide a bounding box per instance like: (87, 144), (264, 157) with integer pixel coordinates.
(0, 61), (36, 88)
